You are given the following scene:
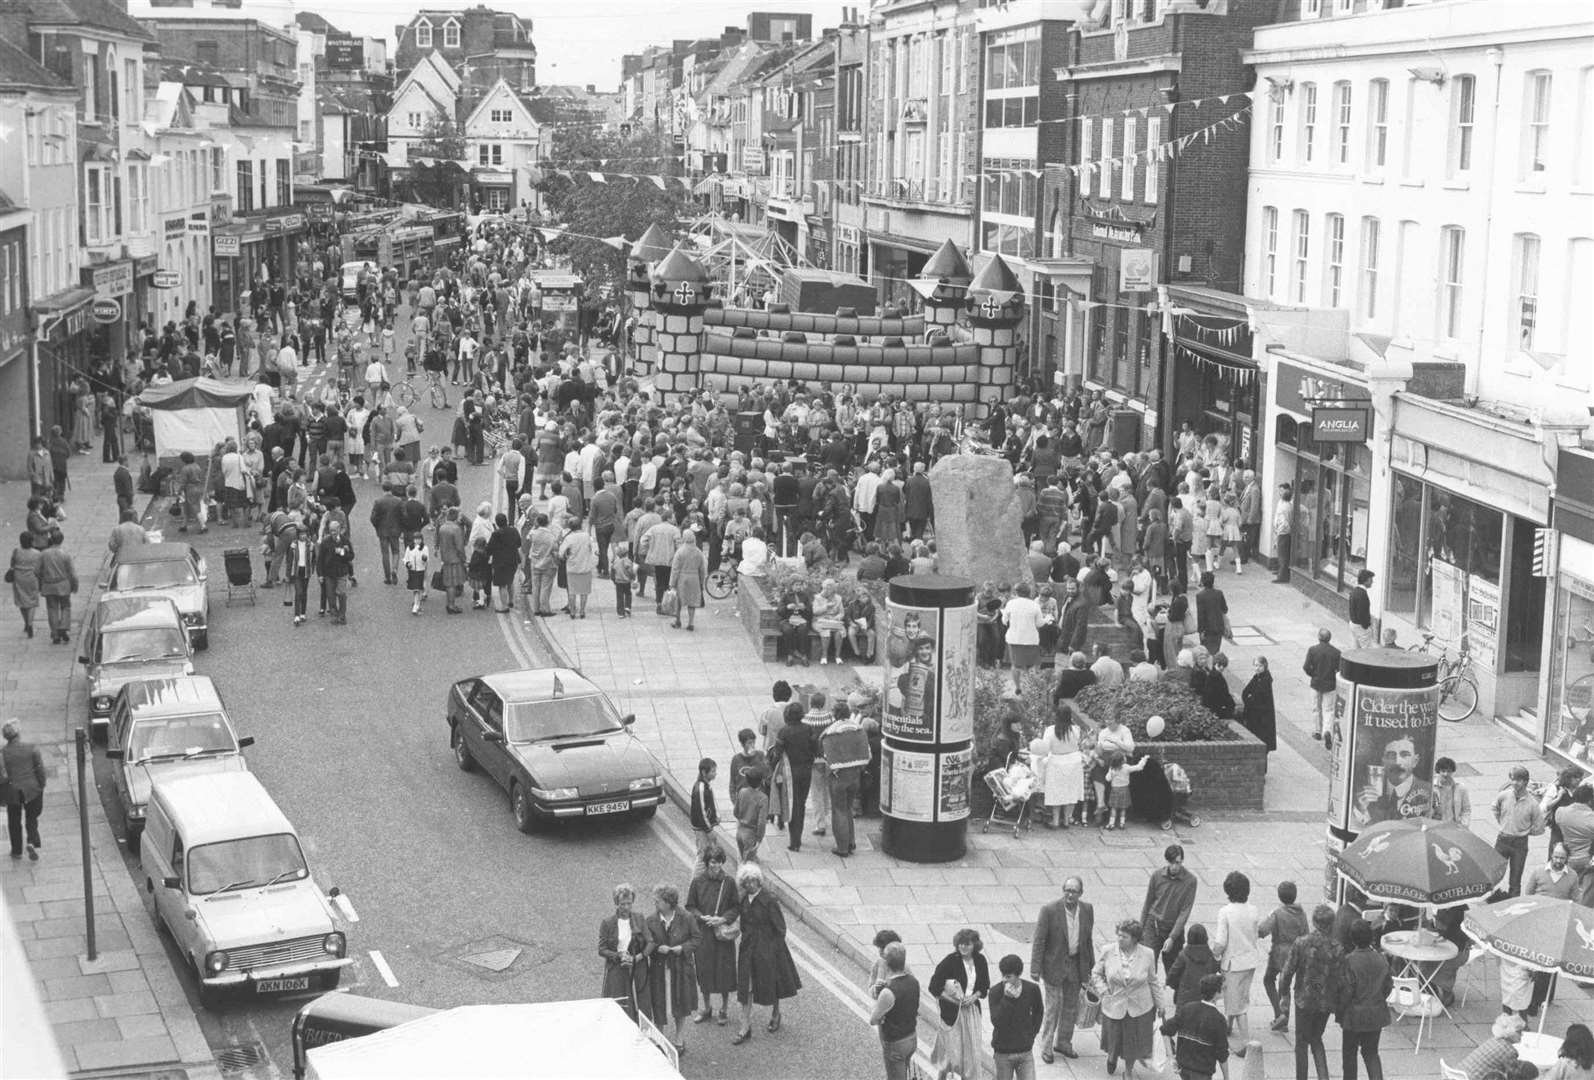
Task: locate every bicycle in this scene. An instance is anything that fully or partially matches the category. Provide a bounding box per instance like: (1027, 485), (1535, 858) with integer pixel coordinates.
(705, 560), (740, 601)
(1407, 631), (1480, 722)
(392, 370), (448, 411)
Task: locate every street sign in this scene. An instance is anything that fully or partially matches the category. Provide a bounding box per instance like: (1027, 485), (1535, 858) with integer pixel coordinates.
(90, 298), (122, 324)
(214, 234), (240, 257)
(1311, 405), (1370, 443)
(152, 270), (182, 289)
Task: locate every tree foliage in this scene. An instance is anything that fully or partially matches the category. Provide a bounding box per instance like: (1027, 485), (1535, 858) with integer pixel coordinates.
(537, 128), (691, 296)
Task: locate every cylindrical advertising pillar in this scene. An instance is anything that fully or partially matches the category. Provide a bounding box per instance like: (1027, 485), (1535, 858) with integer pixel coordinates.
(880, 574), (976, 863)
(1324, 648), (1440, 901)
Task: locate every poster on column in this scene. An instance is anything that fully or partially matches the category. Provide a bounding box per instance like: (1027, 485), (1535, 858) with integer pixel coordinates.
(938, 747), (972, 822)
(882, 603), (940, 743)
(1347, 683), (1440, 830)
(880, 746), (935, 822)
(1466, 575), (1500, 670)
(938, 604), (977, 744)
(1327, 675), (1354, 829)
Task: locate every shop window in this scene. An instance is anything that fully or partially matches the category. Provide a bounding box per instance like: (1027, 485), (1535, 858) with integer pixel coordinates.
(1504, 516), (1544, 674)
(1546, 566), (1594, 769)
(1387, 474), (1504, 650)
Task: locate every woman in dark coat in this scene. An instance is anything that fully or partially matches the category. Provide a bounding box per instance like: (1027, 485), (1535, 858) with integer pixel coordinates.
(685, 844), (738, 1024)
(928, 928), (992, 1080)
(435, 506), (469, 614)
(644, 883), (701, 1054)
(485, 513), (520, 612)
(728, 863), (800, 1044)
(1239, 656), (1277, 751)
(873, 469), (904, 545)
(598, 882), (650, 1021)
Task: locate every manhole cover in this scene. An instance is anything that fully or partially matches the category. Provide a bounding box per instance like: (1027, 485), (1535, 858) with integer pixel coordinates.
(461, 947), (522, 973)
(443, 934), (547, 980)
(215, 1044), (266, 1073)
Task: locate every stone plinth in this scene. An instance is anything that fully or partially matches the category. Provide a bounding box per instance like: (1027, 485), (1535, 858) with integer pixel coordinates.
(928, 454), (1027, 588)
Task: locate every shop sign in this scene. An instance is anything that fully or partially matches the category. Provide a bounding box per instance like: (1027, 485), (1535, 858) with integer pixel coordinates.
(164, 215), (189, 239)
(210, 197), (234, 225)
(50, 306), (87, 341)
(133, 256), (158, 278)
(1118, 249), (1156, 292)
(187, 212), (210, 235)
(152, 270), (182, 289)
(1092, 222), (1144, 243)
(91, 297), (122, 324)
(1312, 406), (1370, 443)
(1277, 359), (1371, 418)
(265, 218), (283, 232)
(279, 213), (305, 231)
(87, 262), (133, 298)
(214, 234), (241, 257)
(740, 146), (764, 175)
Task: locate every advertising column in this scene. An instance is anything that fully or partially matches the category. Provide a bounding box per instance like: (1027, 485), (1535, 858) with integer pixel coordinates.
(1324, 647), (1440, 901)
(880, 574), (976, 862)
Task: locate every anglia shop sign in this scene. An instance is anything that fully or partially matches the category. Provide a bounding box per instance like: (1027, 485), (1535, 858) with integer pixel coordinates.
(1312, 406), (1370, 443)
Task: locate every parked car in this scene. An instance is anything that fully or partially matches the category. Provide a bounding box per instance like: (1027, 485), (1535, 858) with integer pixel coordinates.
(105, 542), (211, 650)
(81, 595), (195, 740)
(140, 772), (350, 1008)
(445, 668), (663, 832)
(105, 676), (253, 847)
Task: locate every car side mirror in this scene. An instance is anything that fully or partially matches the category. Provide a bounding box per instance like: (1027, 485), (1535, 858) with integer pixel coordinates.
(162, 876), (181, 890)
(238, 736), (255, 748)
(482, 730), (504, 743)
(105, 748), (124, 760)
(621, 713), (636, 727)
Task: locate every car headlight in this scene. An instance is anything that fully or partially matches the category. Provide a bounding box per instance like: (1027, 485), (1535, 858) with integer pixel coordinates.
(529, 786), (578, 801)
(205, 950), (230, 974)
(322, 932), (346, 957)
(182, 613), (202, 625)
(629, 776), (661, 792)
(92, 696), (112, 712)
(183, 662), (194, 675)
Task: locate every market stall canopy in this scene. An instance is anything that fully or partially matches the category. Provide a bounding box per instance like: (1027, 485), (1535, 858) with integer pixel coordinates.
(137, 378), (257, 410)
(136, 378), (254, 458)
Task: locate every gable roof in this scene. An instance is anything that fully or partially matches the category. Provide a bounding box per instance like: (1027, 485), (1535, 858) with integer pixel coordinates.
(462, 78), (537, 133)
(388, 77), (451, 123)
(0, 37), (70, 91)
(405, 49), (461, 92)
(22, 0), (156, 42)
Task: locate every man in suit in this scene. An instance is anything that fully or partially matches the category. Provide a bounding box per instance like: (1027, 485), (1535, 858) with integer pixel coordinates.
(2, 719), (47, 860)
(1031, 876), (1095, 1063)
(1302, 628), (1341, 744)
(1238, 471), (1263, 566)
(113, 454), (135, 513)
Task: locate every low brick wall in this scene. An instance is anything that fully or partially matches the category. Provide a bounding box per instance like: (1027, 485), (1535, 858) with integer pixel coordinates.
(1151, 720), (1269, 812)
(736, 574), (782, 663)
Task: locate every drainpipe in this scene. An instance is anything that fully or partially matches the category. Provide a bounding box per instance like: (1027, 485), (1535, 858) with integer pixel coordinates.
(1469, 45), (1505, 399)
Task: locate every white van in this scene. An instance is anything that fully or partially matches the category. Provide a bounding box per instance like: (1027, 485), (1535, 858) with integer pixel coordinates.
(140, 773), (350, 1008)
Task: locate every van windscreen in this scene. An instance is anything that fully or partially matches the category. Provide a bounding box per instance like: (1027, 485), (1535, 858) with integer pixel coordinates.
(188, 833), (308, 895)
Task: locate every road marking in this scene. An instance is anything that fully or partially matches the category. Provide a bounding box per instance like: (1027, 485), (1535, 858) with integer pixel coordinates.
(332, 893), (360, 923)
(368, 950), (399, 988)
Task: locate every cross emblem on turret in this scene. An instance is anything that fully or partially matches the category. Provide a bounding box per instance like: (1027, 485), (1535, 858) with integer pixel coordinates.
(979, 297), (1002, 320)
(673, 283), (697, 306)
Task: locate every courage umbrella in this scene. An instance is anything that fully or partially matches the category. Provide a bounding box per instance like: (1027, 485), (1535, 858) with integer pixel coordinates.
(1333, 818), (1508, 907)
(1463, 895), (1594, 981)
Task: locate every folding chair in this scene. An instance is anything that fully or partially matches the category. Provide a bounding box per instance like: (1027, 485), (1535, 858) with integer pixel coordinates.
(1455, 945), (1489, 1007)
(1437, 1061), (1469, 1080)
(1387, 974), (1435, 1053)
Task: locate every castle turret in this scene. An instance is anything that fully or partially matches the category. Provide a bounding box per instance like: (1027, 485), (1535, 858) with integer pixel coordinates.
(648, 247), (712, 403)
(917, 238), (973, 337)
(965, 254), (1026, 416)
(626, 222), (674, 376)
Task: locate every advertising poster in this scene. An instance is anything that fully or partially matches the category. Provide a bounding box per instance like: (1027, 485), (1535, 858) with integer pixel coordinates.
(1430, 558), (1466, 645)
(881, 746), (936, 823)
(1327, 675), (1354, 829)
(1467, 575), (1500, 670)
(882, 603), (940, 743)
(1348, 683), (1440, 830)
(938, 747), (972, 822)
(939, 604), (978, 744)
(1323, 832), (1347, 903)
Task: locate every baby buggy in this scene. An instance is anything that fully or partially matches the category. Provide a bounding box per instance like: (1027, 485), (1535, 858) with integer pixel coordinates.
(982, 750), (1041, 837)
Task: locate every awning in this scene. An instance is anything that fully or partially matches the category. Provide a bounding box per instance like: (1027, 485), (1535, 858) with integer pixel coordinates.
(137, 377), (257, 410)
(1171, 335), (1255, 370)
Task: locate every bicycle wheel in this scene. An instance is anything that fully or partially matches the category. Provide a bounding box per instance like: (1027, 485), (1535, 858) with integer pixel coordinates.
(429, 383), (448, 409)
(393, 381), (417, 408)
(705, 569), (735, 600)
(1437, 674), (1479, 722)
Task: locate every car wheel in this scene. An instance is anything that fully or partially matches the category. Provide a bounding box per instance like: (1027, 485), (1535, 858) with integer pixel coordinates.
(451, 727), (475, 772)
(125, 817), (143, 853)
(194, 631), (209, 651)
(90, 724), (107, 746)
(511, 783), (540, 834)
(194, 962), (222, 1010)
(146, 881), (170, 935)
(632, 804), (657, 822)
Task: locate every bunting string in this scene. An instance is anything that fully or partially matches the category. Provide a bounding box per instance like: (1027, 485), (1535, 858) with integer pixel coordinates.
(1174, 312), (1250, 349)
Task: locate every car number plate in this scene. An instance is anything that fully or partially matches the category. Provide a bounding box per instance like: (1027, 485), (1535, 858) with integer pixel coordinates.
(256, 977), (311, 993)
(585, 800), (630, 815)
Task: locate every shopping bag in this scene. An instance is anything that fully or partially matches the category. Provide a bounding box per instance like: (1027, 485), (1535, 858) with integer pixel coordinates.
(657, 588), (680, 618)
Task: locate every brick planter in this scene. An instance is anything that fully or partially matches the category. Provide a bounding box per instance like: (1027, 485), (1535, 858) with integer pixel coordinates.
(736, 574), (782, 663)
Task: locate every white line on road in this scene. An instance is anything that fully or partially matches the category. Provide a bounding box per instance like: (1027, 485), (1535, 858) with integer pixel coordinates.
(368, 949), (399, 988)
(332, 892), (360, 923)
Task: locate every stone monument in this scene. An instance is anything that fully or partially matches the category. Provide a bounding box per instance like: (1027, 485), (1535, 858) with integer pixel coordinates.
(928, 454), (1028, 588)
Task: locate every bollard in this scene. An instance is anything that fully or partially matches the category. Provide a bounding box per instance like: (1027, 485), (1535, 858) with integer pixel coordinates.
(1240, 1038), (1265, 1080)
(76, 728), (96, 961)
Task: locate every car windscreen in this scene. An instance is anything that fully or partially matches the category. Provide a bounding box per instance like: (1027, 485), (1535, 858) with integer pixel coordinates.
(128, 713), (235, 761)
(506, 694), (623, 743)
(187, 833), (309, 896)
(102, 628), (188, 663)
(114, 560), (197, 590)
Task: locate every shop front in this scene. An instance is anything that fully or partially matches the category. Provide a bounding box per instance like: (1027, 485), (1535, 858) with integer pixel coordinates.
(29, 288), (94, 443)
(81, 259), (134, 366)
(1164, 285), (1262, 471)
(1382, 395), (1549, 728)
(1267, 356), (1374, 607)
(215, 208), (308, 312)
(132, 255), (159, 335)
(1545, 447), (1594, 772)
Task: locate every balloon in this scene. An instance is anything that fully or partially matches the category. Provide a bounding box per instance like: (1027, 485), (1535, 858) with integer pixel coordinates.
(1146, 715), (1166, 738)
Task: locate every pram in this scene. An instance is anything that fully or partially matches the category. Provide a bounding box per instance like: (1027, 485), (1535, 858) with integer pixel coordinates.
(222, 547), (256, 606)
(981, 751), (1041, 837)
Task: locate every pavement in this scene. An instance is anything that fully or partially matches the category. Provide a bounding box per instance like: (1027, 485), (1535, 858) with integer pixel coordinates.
(529, 543), (1592, 1078)
(2, 454), (219, 1079)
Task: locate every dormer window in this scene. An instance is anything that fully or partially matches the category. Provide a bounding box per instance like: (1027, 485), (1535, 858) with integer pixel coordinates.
(443, 19), (460, 49)
(415, 18), (432, 49)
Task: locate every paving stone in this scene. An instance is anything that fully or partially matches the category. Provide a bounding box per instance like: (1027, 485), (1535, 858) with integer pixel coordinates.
(42, 973), (113, 1001)
(107, 970), (153, 995)
(71, 1035), (179, 1072)
(51, 1018), (125, 1047)
(43, 997), (100, 1024)
(78, 949), (142, 975)
(115, 1013), (172, 1039)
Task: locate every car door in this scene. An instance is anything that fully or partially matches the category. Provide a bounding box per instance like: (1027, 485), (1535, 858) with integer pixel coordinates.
(467, 685), (512, 788)
(111, 696), (134, 814)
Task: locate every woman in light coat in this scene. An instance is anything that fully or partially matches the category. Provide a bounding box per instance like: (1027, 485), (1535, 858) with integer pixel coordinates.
(8, 533), (42, 639)
(1001, 580), (1045, 688)
(669, 529), (708, 631)
(1038, 702), (1086, 829)
(559, 524), (598, 619)
(1091, 919), (1165, 1079)
(1211, 869), (1262, 1048)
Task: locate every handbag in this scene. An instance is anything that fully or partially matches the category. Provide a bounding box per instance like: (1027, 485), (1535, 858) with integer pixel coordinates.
(1076, 987), (1103, 1028)
(431, 569), (445, 592)
(3, 568), (12, 584)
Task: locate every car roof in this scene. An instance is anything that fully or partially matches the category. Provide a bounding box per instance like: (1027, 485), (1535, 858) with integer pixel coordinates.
(94, 594), (184, 629)
(121, 675), (223, 716)
(151, 773), (293, 845)
(476, 667), (601, 703)
(113, 543), (195, 565)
